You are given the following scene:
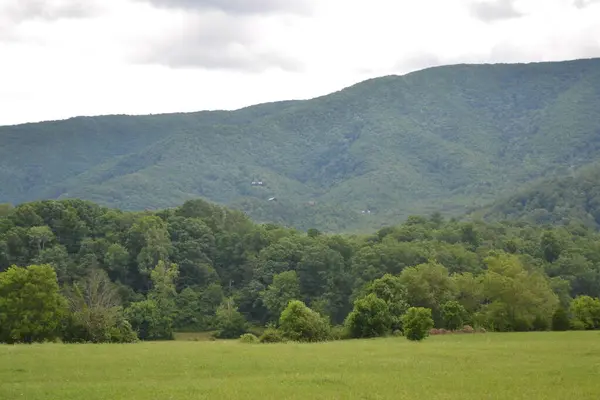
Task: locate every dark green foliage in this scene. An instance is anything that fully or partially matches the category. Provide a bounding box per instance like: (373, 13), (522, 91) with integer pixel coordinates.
(551, 307), (570, 331)
(0, 264), (67, 344)
(402, 307), (434, 341)
(475, 163), (600, 231)
(4, 196), (600, 340)
(125, 299), (173, 341)
(214, 299), (247, 339)
(3, 59), (600, 231)
(362, 274), (408, 331)
(345, 294), (392, 338)
(278, 300), (331, 342)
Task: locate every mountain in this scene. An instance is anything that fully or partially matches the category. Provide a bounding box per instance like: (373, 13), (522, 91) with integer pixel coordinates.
(472, 162), (600, 229)
(1, 57), (600, 231)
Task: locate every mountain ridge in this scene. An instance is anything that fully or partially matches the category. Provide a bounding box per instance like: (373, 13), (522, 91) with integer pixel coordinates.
(2, 57), (600, 231)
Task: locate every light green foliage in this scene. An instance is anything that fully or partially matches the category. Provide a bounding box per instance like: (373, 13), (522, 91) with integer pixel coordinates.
(441, 300), (468, 331)
(239, 333), (259, 343)
(570, 296), (600, 330)
(399, 261), (455, 324)
(345, 293), (392, 338)
(27, 226), (55, 254)
(5, 333), (600, 399)
(402, 307), (434, 341)
(4, 59), (600, 231)
(261, 270), (301, 318)
(0, 264), (66, 343)
(278, 300), (331, 342)
(481, 253), (559, 331)
(258, 327), (285, 343)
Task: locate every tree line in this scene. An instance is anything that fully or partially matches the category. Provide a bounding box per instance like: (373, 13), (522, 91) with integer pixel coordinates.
(1, 199), (600, 344)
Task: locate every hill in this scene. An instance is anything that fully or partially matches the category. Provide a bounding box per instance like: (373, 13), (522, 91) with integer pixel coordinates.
(2, 57), (600, 231)
(473, 162), (600, 229)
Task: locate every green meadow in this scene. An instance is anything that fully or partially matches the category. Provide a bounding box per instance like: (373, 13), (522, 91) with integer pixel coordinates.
(1, 332), (599, 400)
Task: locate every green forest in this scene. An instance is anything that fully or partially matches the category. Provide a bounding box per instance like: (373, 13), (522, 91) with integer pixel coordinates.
(2, 58), (600, 231)
(2, 198), (600, 344)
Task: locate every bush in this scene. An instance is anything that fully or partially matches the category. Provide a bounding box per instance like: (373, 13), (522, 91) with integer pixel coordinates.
(570, 296), (600, 330)
(402, 307), (434, 341)
(213, 300), (247, 339)
(460, 325), (475, 334)
(551, 307), (570, 331)
(441, 301), (468, 331)
(62, 308), (138, 344)
(259, 328), (284, 343)
(329, 325), (349, 341)
(279, 300), (330, 342)
(570, 319), (586, 331)
(345, 294), (392, 338)
(239, 333), (259, 344)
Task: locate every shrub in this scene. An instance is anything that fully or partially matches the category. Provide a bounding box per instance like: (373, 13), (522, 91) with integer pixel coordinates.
(551, 307), (570, 331)
(259, 328), (284, 343)
(239, 333), (259, 344)
(345, 294), (392, 338)
(402, 307), (434, 341)
(460, 325), (475, 334)
(279, 300), (330, 342)
(213, 300), (247, 339)
(441, 301), (468, 331)
(570, 319), (586, 331)
(329, 325), (349, 341)
(571, 296), (600, 330)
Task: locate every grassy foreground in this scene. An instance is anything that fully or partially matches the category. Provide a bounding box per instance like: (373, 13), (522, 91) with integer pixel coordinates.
(1, 332), (599, 400)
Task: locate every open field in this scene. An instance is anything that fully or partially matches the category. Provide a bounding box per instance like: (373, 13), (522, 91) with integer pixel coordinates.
(1, 332), (599, 400)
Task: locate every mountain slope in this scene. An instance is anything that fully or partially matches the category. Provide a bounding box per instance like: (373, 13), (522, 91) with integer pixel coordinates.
(1, 58), (600, 231)
(473, 162), (600, 229)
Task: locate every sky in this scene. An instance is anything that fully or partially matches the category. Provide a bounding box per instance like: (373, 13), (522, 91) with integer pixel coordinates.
(1, 0), (599, 126)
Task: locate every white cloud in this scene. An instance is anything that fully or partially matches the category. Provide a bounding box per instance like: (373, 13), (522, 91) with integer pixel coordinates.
(0, 0), (599, 126)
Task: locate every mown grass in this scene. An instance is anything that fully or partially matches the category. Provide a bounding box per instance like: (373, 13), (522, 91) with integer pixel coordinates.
(1, 332), (599, 399)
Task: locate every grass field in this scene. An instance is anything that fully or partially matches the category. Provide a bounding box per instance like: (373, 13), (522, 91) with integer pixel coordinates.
(1, 332), (599, 400)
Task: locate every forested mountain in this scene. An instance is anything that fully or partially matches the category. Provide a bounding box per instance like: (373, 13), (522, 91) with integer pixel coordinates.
(1, 58), (600, 231)
(473, 163), (600, 229)
(2, 198), (600, 344)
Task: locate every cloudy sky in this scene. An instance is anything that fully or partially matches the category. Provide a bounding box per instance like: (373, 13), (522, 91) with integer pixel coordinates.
(1, 0), (599, 126)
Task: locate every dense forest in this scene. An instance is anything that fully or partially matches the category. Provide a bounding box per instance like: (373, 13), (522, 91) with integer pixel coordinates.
(2, 198), (600, 344)
(475, 162), (600, 229)
(2, 58), (600, 231)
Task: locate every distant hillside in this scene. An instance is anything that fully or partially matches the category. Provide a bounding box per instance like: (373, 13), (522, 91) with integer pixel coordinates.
(473, 163), (600, 229)
(1, 57), (600, 231)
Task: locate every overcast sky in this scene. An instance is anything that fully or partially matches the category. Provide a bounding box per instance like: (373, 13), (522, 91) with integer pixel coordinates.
(1, 0), (599, 126)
